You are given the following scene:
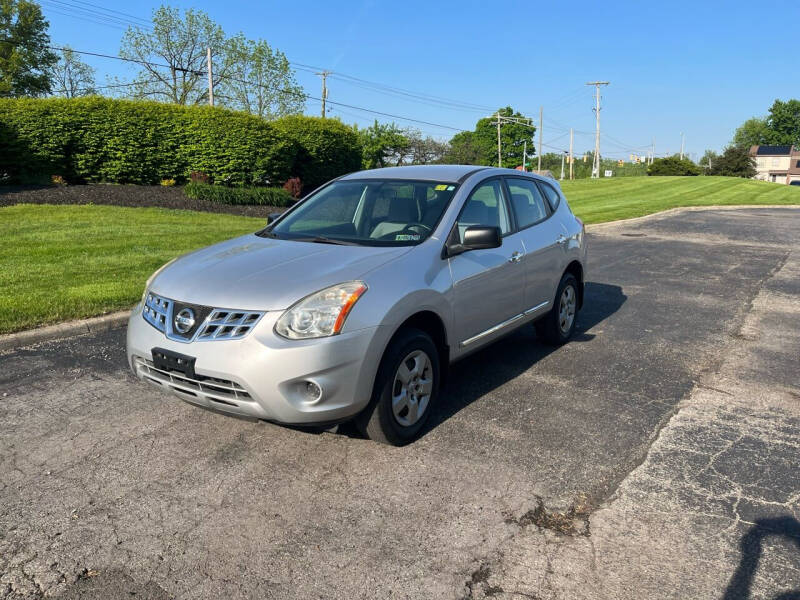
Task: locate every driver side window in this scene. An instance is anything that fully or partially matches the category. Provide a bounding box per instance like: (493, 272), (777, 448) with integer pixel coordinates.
(456, 180), (510, 243)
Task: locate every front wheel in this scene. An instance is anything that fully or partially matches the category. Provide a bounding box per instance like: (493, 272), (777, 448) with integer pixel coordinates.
(357, 328), (440, 446)
(535, 273), (579, 345)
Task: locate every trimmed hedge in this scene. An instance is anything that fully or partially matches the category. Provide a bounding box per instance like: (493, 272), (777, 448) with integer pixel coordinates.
(0, 98), (362, 188)
(273, 115), (362, 191)
(183, 182), (295, 207)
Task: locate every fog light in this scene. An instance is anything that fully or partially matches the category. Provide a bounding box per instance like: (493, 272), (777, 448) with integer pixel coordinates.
(301, 381), (322, 403)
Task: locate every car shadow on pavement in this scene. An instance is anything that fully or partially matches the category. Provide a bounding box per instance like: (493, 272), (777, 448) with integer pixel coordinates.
(723, 516), (800, 600)
(422, 281), (627, 436)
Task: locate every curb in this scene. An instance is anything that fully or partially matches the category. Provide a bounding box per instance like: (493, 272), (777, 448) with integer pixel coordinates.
(0, 310), (131, 353)
(585, 204), (800, 231)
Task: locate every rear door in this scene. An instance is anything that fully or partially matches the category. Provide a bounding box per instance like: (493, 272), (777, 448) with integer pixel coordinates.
(503, 177), (567, 315)
(448, 178), (527, 348)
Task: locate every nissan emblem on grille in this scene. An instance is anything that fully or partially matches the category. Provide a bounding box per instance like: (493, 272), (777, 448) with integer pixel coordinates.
(174, 308), (196, 334)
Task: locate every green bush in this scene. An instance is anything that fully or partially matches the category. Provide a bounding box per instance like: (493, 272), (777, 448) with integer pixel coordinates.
(183, 182), (295, 207)
(273, 115), (362, 192)
(647, 156), (701, 176)
(0, 97), (296, 185)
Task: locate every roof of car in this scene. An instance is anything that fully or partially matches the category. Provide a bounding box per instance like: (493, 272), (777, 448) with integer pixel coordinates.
(339, 164), (554, 184)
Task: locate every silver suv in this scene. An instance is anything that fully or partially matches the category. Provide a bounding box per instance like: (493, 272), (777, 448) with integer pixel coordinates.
(127, 165), (587, 445)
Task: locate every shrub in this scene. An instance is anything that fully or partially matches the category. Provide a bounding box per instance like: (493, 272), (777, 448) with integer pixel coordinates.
(283, 176), (302, 198)
(51, 175), (67, 186)
(184, 182), (295, 207)
(272, 115), (362, 192)
(160, 178), (176, 186)
(709, 146), (757, 178)
(0, 97), (296, 185)
(647, 156), (701, 176)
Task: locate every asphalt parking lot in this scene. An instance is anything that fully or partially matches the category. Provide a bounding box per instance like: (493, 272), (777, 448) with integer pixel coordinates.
(1, 207), (798, 599)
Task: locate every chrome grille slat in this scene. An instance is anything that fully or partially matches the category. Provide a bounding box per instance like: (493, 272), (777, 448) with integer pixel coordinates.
(141, 293), (263, 342)
(142, 293), (171, 333)
(135, 358), (251, 403)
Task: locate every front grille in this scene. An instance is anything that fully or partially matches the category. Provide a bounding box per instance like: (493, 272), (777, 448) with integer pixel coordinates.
(134, 356), (252, 406)
(196, 310), (263, 340)
(143, 293), (171, 332)
(141, 292), (264, 342)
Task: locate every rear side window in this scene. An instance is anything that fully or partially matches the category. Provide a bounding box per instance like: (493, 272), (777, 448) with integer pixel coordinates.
(455, 180), (511, 242)
(505, 178), (550, 229)
(538, 182), (561, 212)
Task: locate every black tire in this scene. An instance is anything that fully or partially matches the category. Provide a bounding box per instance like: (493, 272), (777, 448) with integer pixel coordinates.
(535, 273), (579, 345)
(357, 328), (441, 446)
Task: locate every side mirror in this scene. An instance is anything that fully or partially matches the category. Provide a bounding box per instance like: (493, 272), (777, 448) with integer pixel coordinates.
(444, 225), (502, 257)
(463, 225), (502, 250)
(266, 212), (283, 225)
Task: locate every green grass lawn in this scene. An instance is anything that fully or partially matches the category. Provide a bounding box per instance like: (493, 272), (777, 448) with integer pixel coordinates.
(1, 176), (799, 334)
(0, 204), (262, 334)
(560, 176), (800, 224)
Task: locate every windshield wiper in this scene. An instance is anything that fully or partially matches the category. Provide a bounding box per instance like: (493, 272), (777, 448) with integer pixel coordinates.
(295, 235), (360, 246)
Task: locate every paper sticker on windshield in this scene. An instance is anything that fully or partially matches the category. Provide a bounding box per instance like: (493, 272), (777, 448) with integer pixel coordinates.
(434, 184), (448, 191)
(395, 234), (421, 241)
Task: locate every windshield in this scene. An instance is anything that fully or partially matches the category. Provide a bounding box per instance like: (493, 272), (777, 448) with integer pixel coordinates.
(265, 179), (458, 246)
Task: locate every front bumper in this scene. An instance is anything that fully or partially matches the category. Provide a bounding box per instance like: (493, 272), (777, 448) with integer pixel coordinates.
(126, 303), (388, 424)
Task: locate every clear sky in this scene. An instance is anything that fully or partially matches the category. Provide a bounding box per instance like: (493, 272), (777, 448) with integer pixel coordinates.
(42, 0), (800, 160)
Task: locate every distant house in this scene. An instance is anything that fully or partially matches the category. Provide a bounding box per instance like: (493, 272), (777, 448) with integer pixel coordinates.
(749, 145), (800, 184)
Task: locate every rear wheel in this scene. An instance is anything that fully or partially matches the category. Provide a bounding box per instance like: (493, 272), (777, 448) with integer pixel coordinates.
(358, 328), (440, 446)
(535, 273), (579, 345)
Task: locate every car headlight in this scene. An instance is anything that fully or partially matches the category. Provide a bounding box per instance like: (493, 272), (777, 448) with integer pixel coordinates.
(275, 281), (368, 340)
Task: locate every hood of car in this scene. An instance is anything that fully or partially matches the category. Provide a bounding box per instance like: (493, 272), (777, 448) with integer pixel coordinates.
(148, 234), (411, 310)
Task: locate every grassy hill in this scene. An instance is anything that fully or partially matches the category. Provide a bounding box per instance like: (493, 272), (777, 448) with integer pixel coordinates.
(560, 176), (800, 224)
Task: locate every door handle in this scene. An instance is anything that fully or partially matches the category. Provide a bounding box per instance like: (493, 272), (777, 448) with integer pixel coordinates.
(508, 251), (523, 263)
(556, 234), (568, 245)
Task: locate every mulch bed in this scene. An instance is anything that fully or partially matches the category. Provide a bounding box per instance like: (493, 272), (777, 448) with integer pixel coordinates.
(0, 184), (286, 218)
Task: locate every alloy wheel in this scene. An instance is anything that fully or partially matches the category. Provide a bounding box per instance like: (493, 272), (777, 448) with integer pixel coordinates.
(558, 284), (577, 335)
(391, 350), (433, 427)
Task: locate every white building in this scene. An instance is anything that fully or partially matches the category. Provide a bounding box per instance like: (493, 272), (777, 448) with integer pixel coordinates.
(749, 145), (800, 184)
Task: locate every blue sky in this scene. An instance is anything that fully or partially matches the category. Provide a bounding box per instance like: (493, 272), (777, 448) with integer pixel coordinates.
(43, 0), (799, 160)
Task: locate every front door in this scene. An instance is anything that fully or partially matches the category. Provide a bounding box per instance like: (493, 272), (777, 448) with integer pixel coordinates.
(504, 177), (567, 314)
(449, 179), (527, 348)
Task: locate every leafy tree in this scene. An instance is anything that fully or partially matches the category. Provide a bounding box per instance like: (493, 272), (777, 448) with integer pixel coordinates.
(709, 146), (756, 178)
(119, 5), (230, 105)
(765, 99), (800, 147)
(0, 0), (56, 97)
(647, 155), (700, 176)
(443, 130), (480, 164)
(218, 36), (304, 119)
(358, 120), (409, 169)
(47, 46), (95, 97)
(732, 117), (771, 148)
(444, 107), (535, 168)
(405, 129), (447, 164)
(698, 149), (719, 174)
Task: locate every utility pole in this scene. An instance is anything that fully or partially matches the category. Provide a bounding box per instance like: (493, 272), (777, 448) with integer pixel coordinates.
(560, 151), (566, 180)
(587, 81), (609, 178)
(316, 70), (331, 118)
(569, 128), (574, 180)
(206, 47), (214, 107)
(680, 132), (685, 160)
(537, 106), (543, 171)
(496, 112), (502, 167)
(522, 140), (527, 172)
